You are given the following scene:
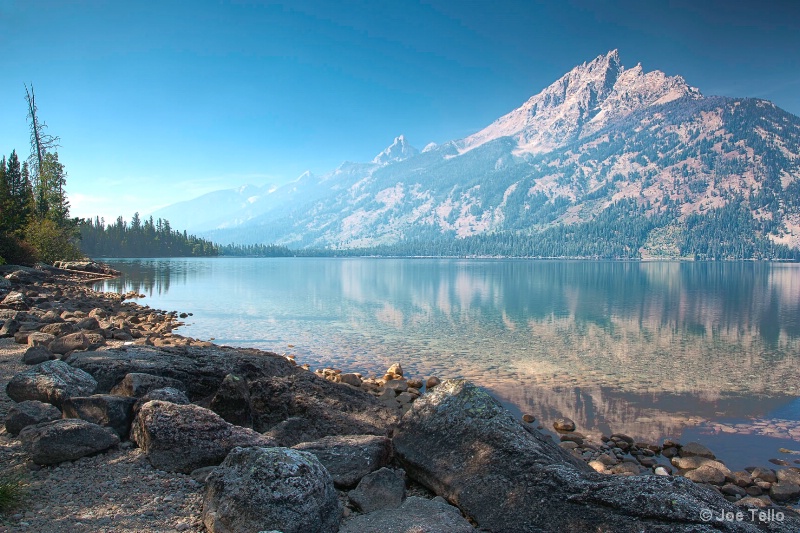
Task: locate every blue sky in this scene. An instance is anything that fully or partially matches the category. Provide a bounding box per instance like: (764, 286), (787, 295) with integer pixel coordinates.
(1, 0), (798, 224)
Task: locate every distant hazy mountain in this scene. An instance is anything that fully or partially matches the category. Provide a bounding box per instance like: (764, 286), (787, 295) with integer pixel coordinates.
(160, 50), (800, 259)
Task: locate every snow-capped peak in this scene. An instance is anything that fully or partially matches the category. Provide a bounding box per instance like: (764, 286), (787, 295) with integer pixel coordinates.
(457, 50), (701, 155)
(373, 135), (419, 165)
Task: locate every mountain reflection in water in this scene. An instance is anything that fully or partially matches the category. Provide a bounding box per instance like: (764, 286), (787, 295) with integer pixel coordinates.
(97, 258), (800, 469)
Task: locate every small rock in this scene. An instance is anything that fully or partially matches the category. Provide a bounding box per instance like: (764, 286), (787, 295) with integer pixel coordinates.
(522, 414), (535, 423)
(680, 442), (715, 459)
(553, 417), (576, 432)
(425, 376), (440, 389)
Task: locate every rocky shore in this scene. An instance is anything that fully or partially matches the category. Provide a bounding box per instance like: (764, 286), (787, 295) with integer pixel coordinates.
(0, 262), (799, 532)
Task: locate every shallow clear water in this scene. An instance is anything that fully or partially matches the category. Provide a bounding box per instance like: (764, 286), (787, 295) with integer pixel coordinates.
(95, 258), (800, 470)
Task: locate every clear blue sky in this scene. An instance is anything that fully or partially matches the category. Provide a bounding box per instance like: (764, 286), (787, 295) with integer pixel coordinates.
(1, 0), (798, 224)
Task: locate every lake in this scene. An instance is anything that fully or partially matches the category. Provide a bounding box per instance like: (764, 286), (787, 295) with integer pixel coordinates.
(95, 258), (800, 471)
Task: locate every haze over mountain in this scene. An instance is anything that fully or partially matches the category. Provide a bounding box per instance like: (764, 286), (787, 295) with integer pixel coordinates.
(154, 50), (800, 259)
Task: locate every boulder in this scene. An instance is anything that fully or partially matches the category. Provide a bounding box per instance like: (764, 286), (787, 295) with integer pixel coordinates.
(292, 434), (393, 488)
(202, 446), (341, 533)
(27, 332), (55, 348)
(1, 291), (29, 310)
(132, 386), (190, 413)
(111, 372), (186, 397)
(19, 419), (119, 465)
(131, 400), (276, 473)
(249, 371), (398, 445)
(74, 316), (100, 330)
(393, 380), (790, 532)
(208, 373), (251, 427)
(5, 360), (97, 407)
(348, 467), (406, 513)
(4, 400), (62, 436)
(338, 496), (474, 533)
(49, 332), (90, 355)
(65, 345), (296, 398)
(22, 345), (56, 365)
(40, 322), (76, 337)
(62, 394), (138, 438)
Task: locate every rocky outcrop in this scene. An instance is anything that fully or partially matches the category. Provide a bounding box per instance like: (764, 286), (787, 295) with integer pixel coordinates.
(65, 345), (295, 399)
(339, 496), (474, 533)
(292, 434), (393, 488)
(202, 446), (341, 533)
(19, 418), (120, 465)
(249, 371), (399, 445)
(6, 360), (97, 407)
(62, 394), (138, 438)
(393, 380), (796, 532)
(4, 400), (62, 436)
(130, 400), (276, 473)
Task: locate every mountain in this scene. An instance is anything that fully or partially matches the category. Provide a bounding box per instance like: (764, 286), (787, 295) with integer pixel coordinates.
(373, 135), (419, 165)
(163, 51), (800, 259)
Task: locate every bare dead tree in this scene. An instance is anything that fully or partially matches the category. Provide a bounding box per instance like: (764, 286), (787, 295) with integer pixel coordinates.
(25, 84), (61, 217)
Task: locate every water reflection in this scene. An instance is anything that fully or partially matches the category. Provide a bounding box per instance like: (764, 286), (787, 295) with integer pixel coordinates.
(98, 258), (800, 468)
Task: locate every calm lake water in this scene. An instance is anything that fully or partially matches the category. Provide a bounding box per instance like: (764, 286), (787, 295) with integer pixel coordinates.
(95, 258), (800, 470)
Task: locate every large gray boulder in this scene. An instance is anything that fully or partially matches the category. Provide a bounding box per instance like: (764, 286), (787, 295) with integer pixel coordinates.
(131, 400), (276, 473)
(338, 496), (474, 533)
(4, 400), (62, 436)
(393, 380), (795, 533)
(5, 360), (97, 407)
(62, 394), (138, 438)
(202, 446), (341, 533)
(19, 418), (119, 465)
(292, 434), (393, 488)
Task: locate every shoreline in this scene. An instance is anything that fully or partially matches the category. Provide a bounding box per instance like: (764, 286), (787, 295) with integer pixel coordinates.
(1, 262), (799, 531)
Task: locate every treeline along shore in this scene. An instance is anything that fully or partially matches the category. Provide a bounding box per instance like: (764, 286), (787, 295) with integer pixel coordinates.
(0, 261), (798, 532)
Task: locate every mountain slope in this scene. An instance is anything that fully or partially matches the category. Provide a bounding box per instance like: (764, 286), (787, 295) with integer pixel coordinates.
(166, 51), (800, 258)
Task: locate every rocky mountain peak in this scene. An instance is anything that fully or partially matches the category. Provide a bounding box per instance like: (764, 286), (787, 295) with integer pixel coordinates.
(459, 50), (701, 155)
(373, 135), (419, 165)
